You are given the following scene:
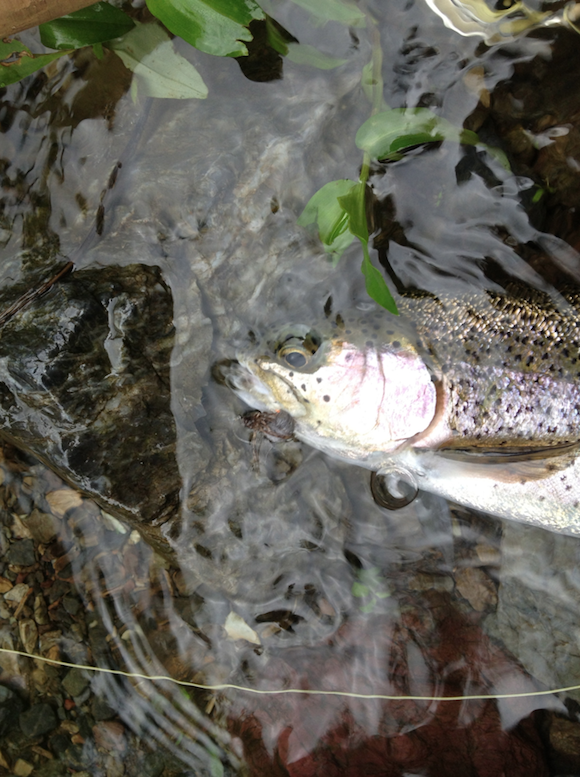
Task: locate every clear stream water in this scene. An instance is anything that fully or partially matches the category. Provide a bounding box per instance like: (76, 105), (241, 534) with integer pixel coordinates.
(2, 0), (580, 774)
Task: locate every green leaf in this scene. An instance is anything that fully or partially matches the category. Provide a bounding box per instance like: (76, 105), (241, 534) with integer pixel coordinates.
(337, 183), (397, 313)
(532, 187), (545, 203)
(0, 49), (70, 87)
(337, 181), (367, 241)
(285, 43), (346, 69)
(361, 60), (386, 109)
(484, 144), (511, 170)
(146, 0), (265, 57)
(0, 39), (31, 59)
(297, 179), (357, 260)
(40, 2), (135, 50)
(356, 108), (482, 160)
(289, 0), (365, 27)
(361, 249), (397, 314)
(110, 22), (208, 99)
(358, 566), (380, 584)
(352, 582), (370, 598)
(209, 753), (225, 777)
(265, 16), (289, 55)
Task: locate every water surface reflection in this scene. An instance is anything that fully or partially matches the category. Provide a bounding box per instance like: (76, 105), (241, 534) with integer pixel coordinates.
(1, 0), (580, 774)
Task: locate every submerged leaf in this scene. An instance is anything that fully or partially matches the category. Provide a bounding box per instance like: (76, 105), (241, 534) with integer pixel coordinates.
(0, 48), (69, 87)
(110, 22), (208, 99)
(40, 2), (135, 50)
(337, 181), (367, 241)
(300, 179), (397, 312)
(352, 582), (370, 598)
(146, 0), (265, 57)
(361, 251), (397, 314)
(356, 108), (481, 160)
(286, 43), (346, 69)
(297, 179), (357, 260)
(265, 16), (290, 55)
(289, 0), (365, 26)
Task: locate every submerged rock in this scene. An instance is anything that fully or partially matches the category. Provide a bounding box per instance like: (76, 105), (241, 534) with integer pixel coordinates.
(483, 522), (580, 703)
(0, 264), (180, 552)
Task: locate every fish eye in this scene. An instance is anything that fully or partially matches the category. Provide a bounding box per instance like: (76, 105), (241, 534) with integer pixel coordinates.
(279, 346), (309, 368)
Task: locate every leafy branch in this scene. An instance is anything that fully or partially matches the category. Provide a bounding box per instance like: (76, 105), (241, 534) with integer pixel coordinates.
(0, 0), (510, 311)
(0, 0), (345, 94)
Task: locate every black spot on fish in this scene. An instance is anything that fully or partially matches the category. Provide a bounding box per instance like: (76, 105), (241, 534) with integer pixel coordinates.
(323, 395), (330, 402)
(289, 372), (294, 377)
(301, 384), (306, 392)
(316, 377), (322, 383)
(366, 340), (374, 347)
(392, 341), (401, 348)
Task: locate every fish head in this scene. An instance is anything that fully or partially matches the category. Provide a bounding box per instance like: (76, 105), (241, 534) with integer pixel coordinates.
(228, 312), (439, 464)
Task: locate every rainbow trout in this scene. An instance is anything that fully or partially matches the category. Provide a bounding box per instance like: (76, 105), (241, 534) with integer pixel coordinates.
(226, 290), (580, 535)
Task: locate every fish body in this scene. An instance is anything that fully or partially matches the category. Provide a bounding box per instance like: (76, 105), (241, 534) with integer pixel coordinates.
(422, 0), (580, 44)
(227, 291), (580, 534)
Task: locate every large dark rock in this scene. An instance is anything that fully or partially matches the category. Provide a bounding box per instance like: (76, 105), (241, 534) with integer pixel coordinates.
(0, 264), (180, 549)
(0, 684), (23, 737)
(19, 702), (57, 737)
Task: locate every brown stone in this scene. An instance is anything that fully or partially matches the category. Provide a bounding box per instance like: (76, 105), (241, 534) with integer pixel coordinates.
(455, 566), (498, 612)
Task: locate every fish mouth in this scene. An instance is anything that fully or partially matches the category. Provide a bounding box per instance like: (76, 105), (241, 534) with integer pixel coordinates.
(212, 358), (276, 411)
(211, 358), (240, 386)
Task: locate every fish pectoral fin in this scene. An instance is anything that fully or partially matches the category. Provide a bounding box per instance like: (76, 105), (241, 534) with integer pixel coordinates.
(435, 446), (578, 482)
(437, 441), (580, 463)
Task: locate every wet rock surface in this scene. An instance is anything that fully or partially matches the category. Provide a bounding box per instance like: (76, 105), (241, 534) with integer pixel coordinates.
(0, 264), (180, 554)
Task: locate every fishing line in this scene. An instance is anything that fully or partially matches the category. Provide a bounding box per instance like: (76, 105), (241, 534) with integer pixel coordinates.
(0, 646), (576, 702)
